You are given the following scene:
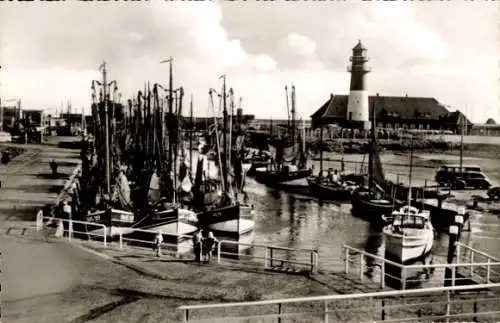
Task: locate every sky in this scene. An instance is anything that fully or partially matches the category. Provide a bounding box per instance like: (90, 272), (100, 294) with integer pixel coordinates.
(0, 1), (499, 123)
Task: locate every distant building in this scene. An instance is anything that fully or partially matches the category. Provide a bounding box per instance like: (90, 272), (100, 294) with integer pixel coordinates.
(311, 94), (473, 134)
(310, 40), (473, 135)
(470, 121), (500, 136)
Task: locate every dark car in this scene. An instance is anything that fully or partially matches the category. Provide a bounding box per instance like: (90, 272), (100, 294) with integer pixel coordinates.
(487, 186), (500, 200)
(436, 169), (492, 190)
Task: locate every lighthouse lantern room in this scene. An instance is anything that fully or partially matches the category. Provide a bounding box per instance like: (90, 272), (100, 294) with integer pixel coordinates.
(346, 39), (371, 130)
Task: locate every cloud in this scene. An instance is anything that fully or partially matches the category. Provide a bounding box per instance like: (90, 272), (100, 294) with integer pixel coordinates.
(251, 54), (277, 72)
(128, 32), (144, 43)
(285, 33), (317, 56)
(0, 2), (498, 122)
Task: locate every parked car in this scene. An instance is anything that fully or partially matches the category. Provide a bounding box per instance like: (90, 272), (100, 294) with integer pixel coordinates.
(435, 165), (492, 189)
(487, 186), (500, 200)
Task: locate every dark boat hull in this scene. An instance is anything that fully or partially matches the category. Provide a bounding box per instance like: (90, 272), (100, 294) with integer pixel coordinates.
(351, 192), (402, 227)
(196, 203), (241, 227)
(254, 168), (312, 186)
(246, 160), (270, 176)
(307, 178), (353, 201)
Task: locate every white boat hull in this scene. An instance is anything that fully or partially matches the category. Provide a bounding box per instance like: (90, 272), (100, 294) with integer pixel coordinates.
(383, 229), (434, 263)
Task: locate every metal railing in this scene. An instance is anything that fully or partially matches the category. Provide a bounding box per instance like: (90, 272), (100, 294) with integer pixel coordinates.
(343, 244), (500, 290)
(37, 215), (107, 247)
(178, 283), (500, 322)
(343, 244), (403, 289)
(36, 213), (319, 273)
(116, 227), (194, 257)
(457, 242), (500, 281)
(217, 240), (319, 274)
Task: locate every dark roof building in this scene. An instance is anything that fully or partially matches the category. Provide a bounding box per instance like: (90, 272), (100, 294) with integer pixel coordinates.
(311, 94), (473, 134)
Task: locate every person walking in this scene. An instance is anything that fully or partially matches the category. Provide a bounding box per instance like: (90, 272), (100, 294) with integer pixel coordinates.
(153, 231), (164, 257)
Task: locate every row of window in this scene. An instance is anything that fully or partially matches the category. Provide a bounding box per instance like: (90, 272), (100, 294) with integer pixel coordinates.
(376, 123), (433, 130)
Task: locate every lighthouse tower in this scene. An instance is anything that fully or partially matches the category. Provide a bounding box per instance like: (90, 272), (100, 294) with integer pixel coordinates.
(346, 40), (371, 129)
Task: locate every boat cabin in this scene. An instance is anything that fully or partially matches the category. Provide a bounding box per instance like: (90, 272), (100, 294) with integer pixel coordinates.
(392, 207), (430, 230)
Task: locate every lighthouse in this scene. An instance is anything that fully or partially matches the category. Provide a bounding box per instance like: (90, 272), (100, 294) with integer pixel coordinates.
(347, 40), (371, 129)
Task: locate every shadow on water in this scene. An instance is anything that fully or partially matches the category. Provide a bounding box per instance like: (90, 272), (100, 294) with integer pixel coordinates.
(287, 195), (298, 264)
(363, 225), (384, 280)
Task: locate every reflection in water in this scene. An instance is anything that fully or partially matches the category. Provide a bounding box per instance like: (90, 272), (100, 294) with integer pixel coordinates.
(287, 195), (297, 263)
(363, 226), (384, 279)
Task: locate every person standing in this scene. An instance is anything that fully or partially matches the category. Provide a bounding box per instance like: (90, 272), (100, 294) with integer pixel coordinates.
(204, 231), (219, 263)
(192, 231), (202, 263)
(153, 231), (164, 257)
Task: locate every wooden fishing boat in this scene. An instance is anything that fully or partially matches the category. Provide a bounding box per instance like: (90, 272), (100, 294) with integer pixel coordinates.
(307, 177), (355, 201)
(191, 76), (255, 241)
(254, 85), (312, 189)
(307, 105), (363, 201)
(351, 96), (402, 223)
(254, 166), (312, 184)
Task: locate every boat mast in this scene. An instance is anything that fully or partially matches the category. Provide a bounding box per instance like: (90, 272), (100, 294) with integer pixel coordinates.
(407, 135), (414, 208)
(459, 112), (464, 172)
(291, 85), (296, 145)
(190, 94), (194, 182)
(368, 97), (376, 191)
(319, 117), (323, 177)
(221, 74), (228, 191)
(100, 61), (111, 196)
(285, 86), (290, 132)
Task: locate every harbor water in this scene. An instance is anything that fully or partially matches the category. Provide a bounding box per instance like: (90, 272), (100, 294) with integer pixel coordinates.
(239, 151), (500, 275)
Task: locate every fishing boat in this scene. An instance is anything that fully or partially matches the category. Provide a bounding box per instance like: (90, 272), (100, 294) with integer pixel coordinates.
(245, 148), (272, 176)
(192, 77), (254, 248)
(351, 95), (402, 223)
(84, 60), (201, 248)
(307, 177), (358, 201)
(383, 206), (434, 264)
(307, 104), (363, 201)
(254, 85), (312, 190)
(382, 129), (434, 264)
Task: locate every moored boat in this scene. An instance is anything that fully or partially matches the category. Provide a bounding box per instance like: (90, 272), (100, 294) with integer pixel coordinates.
(383, 206), (434, 264)
(307, 177), (356, 201)
(351, 96), (402, 222)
